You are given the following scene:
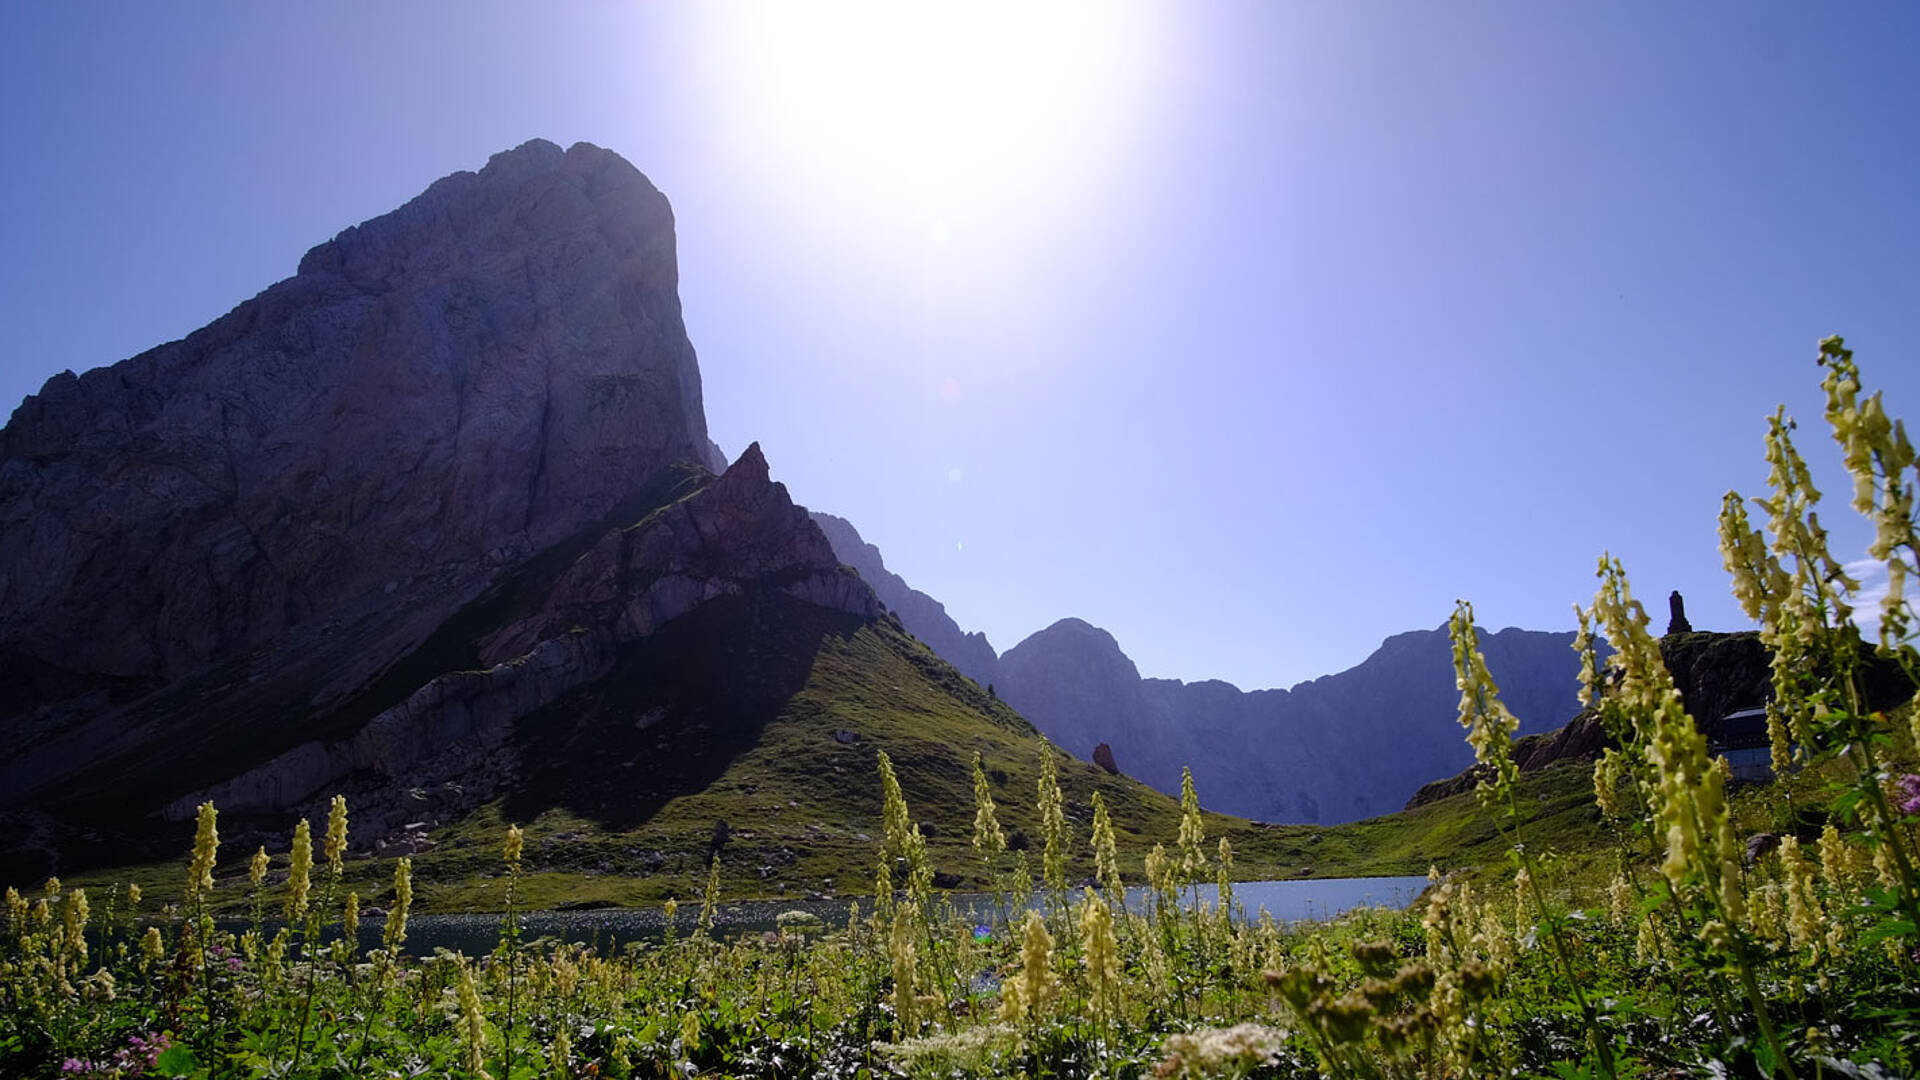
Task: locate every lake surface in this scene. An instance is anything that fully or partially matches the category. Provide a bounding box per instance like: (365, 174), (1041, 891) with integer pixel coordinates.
(253, 875), (1428, 956)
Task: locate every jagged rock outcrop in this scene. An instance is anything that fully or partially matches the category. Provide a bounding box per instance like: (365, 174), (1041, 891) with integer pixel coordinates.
(0, 138), (713, 718)
(1404, 712), (1611, 808)
(1092, 742), (1120, 775)
(809, 511), (1000, 686)
(162, 443), (877, 823)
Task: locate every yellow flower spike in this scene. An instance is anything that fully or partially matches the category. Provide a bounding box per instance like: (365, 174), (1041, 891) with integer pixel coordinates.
(875, 750), (913, 860)
(888, 905), (917, 1033)
(1818, 824), (1864, 893)
(1177, 767), (1208, 887)
(1718, 858), (1747, 925)
(1447, 600), (1519, 799)
(1090, 791), (1121, 897)
(1573, 604), (1601, 708)
(969, 751), (1006, 862)
(1079, 890), (1122, 1023)
(1038, 741), (1071, 893)
(63, 889), (89, 964)
(1593, 753), (1621, 818)
(1008, 909), (1060, 1026)
(186, 802), (219, 901)
(1144, 843), (1173, 902)
(286, 819), (312, 922)
(503, 823), (523, 867)
(384, 857), (412, 953)
(324, 795), (349, 877)
(1778, 837), (1823, 957)
(249, 846), (269, 888)
(1606, 873), (1633, 923)
(455, 956), (489, 1077)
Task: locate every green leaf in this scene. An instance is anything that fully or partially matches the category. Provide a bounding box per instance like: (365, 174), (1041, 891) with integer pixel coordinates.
(1859, 917), (1917, 946)
(152, 1045), (201, 1078)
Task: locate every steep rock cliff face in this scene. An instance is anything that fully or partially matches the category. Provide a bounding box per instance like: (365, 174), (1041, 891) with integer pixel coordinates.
(0, 139), (713, 712)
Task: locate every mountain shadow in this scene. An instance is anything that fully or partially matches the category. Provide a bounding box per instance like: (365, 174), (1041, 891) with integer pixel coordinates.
(505, 591), (860, 831)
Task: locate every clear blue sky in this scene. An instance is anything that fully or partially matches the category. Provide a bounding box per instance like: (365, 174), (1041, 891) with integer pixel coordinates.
(4, 3), (1917, 690)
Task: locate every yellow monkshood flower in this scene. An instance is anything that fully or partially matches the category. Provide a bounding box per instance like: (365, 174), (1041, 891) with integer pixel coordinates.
(1177, 767), (1208, 884)
(875, 750), (913, 860)
(324, 795), (349, 876)
(1778, 836), (1823, 957)
(1572, 603), (1601, 709)
(1008, 910), (1059, 1025)
(187, 802), (219, 900)
(455, 956), (488, 1076)
(1037, 740), (1070, 892)
(1090, 791), (1121, 896)
(1593, 751), (1623, 818)
(503, 823), (523, 866)
(1820, 338), (1919, 647)
(1080, 890), (1123, 1022)
(383, 857), (412, 953)
(969, 751), (1005, 860)
(249, 846), (269, 888)
(1447, 600), (1519, 797)
(888, 905), (917, 1034)
(286, 819), (313, 922)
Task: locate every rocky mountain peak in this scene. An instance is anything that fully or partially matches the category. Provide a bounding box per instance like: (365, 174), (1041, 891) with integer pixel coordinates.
(0, 139), (713, 704)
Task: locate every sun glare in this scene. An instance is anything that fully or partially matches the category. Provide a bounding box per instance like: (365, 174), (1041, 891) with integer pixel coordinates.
(711, 2), (1141, 200)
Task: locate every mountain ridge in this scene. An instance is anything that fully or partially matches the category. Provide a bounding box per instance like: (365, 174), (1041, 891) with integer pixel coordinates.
(809, 515), (1590, 824)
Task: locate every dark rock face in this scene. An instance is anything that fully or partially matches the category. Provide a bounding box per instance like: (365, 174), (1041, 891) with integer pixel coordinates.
(486, 445), (876, 665)
(0, 139), (713, 710)
(809, 511), (1000, 686)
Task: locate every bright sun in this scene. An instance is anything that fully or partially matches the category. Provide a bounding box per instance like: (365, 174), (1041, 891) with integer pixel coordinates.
(709, 2), (1143, 199)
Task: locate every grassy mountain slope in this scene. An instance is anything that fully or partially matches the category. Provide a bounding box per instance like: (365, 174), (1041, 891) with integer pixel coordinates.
(56, 589), (1628, 914)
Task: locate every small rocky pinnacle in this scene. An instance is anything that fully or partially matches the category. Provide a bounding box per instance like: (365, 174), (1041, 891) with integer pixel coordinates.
(1667, 590), (1693, 636)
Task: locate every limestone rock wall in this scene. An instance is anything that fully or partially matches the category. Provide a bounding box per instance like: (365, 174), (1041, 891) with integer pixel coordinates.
(0, 139), (713, 702)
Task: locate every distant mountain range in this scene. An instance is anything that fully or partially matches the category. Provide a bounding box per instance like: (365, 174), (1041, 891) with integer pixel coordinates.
(809, 512), (1590, 823)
